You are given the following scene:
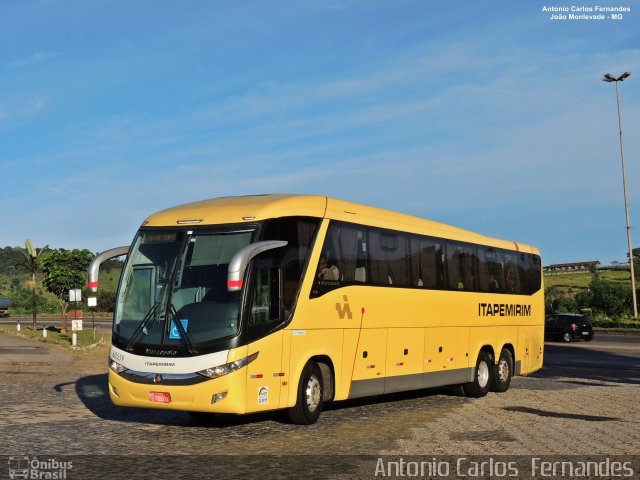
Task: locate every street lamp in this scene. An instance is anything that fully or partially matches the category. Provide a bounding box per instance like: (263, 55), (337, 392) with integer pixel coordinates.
(603, 72), (637, 318)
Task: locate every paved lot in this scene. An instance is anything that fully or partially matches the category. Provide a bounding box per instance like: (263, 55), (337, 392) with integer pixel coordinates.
(1, 332), (639, 479)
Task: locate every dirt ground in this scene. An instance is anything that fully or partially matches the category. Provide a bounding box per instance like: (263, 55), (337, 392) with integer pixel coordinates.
(2, 332), (639, 462)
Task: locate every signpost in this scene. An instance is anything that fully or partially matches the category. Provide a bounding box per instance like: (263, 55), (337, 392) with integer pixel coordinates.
(88, 296), (97, 335)
(69, 289), (82, 346)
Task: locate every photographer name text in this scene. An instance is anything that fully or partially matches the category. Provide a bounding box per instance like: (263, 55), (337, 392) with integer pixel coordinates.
(375, 457), (634, 478)
(542, 5), (631, 21)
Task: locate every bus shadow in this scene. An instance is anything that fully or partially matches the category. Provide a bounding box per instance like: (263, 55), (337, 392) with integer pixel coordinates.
(70, 373), (320, 428)
(70, 373), (465, 428)
(72, 374), (189, 426)
(70, 341), (640, 429)
(533, 343), (640, 385)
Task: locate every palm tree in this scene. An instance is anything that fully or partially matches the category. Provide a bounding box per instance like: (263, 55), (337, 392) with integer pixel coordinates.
(15, 239), (48, 330)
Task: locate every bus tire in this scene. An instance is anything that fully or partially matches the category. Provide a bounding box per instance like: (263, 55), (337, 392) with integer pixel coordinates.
(287, 362), (324, 425)
(491, 349), (513, 393)
(462, 351), (493, 398)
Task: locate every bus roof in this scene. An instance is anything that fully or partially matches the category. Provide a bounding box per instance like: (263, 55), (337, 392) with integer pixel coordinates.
(143, 194), (539, 255)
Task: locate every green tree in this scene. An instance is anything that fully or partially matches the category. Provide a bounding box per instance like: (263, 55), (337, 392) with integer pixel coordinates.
(575, 276), (632, 318)
(0, 246), (27, 274)
(15, 239), (48, 329)
(96, 289), (117, 312)
(545, 285), (577, 315)
(41, 249), (93, 333)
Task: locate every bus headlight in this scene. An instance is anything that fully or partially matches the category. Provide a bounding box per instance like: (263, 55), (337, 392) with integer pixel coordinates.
(109, 358), (127, 374)
(197, 352), (259, 379)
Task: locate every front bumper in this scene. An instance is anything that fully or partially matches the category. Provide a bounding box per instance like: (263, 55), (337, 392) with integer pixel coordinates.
(108, 369), (247, 414)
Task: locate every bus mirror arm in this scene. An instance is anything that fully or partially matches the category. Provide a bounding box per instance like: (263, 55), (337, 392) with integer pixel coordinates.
(227, 240), (288, 292)
(87, 246), (130, 292)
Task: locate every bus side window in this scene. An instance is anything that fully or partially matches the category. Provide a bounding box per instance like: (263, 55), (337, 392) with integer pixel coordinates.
(410, 237), (444, 289)
(354, 231), (367, 283)
(311, 221), (364, 297)
(478, 248), (504, 293)
(369, 229), (409, 286)
(445, 241), (478, 291)
(528, 254), (542, 294)
(504, 253), (521, 294)
(261, 216), (320, 309)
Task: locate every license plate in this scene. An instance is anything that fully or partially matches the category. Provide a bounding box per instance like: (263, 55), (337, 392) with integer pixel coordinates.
(148, 391), (171, 403)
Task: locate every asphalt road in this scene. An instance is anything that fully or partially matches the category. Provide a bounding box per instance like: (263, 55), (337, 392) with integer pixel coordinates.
(0, 333), (638, 479)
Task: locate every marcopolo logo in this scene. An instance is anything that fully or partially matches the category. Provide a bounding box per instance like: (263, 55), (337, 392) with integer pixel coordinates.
(8, 456), (73, 479)
(335, 295), (353, 320)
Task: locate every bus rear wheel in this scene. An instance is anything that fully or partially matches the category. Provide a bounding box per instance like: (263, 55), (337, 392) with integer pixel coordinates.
(491, 349), (513, 393)
(462, 351), (493, 398)
(288, 362), (324, 425)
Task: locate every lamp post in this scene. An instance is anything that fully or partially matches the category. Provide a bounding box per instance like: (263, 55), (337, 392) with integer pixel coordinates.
(603, 72), (637, 318)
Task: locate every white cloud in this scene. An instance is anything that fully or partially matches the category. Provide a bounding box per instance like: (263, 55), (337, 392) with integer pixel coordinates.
(8, 51), (57, 68)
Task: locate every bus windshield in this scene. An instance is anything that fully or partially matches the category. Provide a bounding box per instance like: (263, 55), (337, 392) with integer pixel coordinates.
(114, 227), (255, 350)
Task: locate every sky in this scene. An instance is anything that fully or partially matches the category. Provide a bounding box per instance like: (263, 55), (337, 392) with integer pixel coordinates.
(1, 0), (639, 266)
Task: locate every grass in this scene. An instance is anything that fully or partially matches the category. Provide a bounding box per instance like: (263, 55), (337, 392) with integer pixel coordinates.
(544, 269), (633, 291)
(0, 324), (111, 350)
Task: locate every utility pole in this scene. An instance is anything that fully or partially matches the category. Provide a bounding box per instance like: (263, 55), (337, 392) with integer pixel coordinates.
(603, 72), (637, 318)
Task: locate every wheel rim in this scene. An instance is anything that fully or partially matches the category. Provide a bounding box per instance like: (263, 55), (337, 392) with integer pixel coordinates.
(498, 358), (510, 383)
(477, 361), (490, 388)
(563, 333), (571, 342)
(305, 374), (322, 412)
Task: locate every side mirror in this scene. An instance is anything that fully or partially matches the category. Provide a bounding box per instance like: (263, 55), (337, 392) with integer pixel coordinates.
(227, 240), (288, 291)
(87, 246), (130, 292)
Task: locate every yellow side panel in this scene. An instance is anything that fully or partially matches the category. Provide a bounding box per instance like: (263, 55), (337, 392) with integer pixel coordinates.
(519, 326), (544, 374)
(424, 327), (459, 372)
(456, 326), (470, 369)
(338, 328), (360, 400)
(468, 326), (497, 362)
(351, 328), (387, 381)
(531, 326), (544, 371)
(517, 327), (529, 373)
(279, 330), (292, 408)
(386, 328), (424, 377)
(245, 331), (283, 413)
(496, 326), (519, 359)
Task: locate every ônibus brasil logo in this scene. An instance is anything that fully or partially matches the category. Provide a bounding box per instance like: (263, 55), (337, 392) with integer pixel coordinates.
(8, 456), (73, 479)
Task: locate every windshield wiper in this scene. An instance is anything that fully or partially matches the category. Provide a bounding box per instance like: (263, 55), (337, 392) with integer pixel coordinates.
(168, 304), (197, 355)
(125, 302), (160, 352)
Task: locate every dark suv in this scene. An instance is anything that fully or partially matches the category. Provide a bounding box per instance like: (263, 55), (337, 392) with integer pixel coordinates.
(545, 313), (594, 343)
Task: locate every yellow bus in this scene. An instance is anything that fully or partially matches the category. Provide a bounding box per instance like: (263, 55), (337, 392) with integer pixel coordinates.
(89, 194), (543, 424)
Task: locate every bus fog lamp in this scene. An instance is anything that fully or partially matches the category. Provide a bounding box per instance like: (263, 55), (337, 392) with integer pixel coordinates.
(211, 391), (228, 404)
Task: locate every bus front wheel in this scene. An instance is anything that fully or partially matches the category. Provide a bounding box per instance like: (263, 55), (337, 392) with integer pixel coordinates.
(288, 362), (324, 425)
(462, 351), (493, 398)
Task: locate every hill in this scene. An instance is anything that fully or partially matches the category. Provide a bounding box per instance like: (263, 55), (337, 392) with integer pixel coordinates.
(544, 268), (632, 294)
